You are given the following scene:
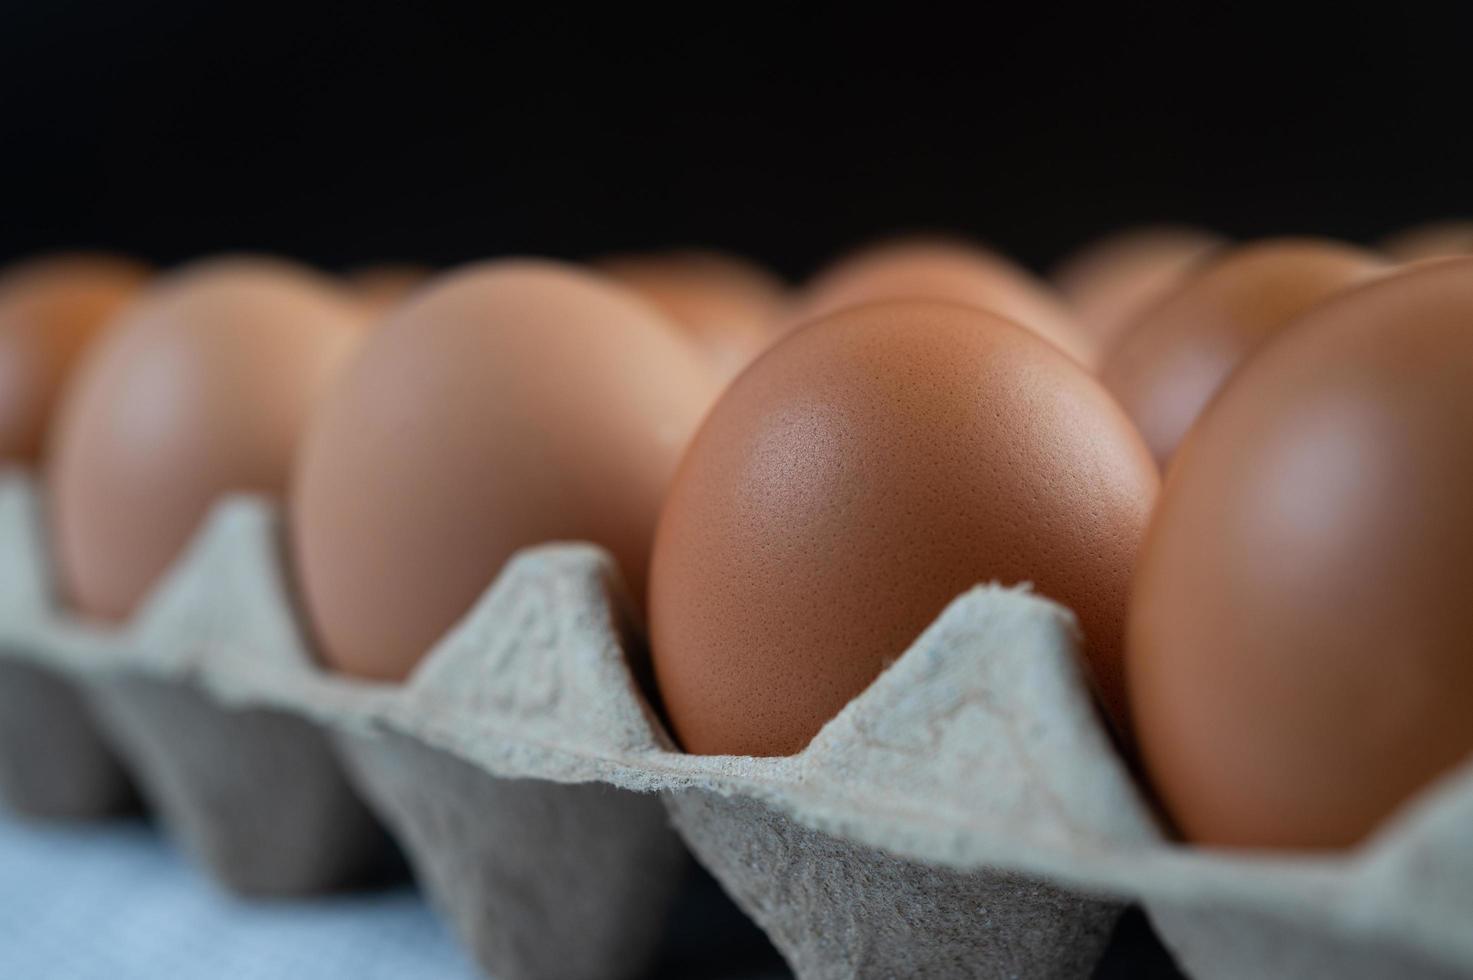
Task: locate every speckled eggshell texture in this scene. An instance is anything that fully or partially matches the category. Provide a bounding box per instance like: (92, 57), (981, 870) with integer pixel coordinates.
(649, 300), (1159, 757)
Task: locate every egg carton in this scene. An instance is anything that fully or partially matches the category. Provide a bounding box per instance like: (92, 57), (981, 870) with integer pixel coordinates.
(0, 471), (1469, 980)
(0, 474), (395, 894)
(0, 474), (137, 821)
(0, 657), (134, 819)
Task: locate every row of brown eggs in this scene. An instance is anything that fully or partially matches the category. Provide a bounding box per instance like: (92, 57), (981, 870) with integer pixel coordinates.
(1, 220), (1470, 858)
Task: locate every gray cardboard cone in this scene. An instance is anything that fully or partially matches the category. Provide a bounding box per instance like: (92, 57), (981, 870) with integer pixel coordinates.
(667, 789), (1120, 980)
(0, 659), (134, 818)
(0, 474), (133, 819)
(636, 575), (1151, 980)
(335, 728), (686, 980)
(84, 674), (390, 896)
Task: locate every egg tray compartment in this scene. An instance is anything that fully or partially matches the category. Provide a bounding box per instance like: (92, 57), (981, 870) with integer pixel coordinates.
(0, 472), (691, 980)
(2, 473), (1472, 980)
(0, 474), (392, 895)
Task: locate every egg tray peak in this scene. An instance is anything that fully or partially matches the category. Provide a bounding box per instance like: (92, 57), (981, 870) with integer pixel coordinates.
(0, 470), (1470, 980)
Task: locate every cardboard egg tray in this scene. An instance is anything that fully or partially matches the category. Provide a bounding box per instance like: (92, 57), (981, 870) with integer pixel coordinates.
(0, 470), (1469, 980)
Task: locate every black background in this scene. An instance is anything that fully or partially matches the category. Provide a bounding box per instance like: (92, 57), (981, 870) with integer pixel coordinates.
(3, 4), (1469, 281)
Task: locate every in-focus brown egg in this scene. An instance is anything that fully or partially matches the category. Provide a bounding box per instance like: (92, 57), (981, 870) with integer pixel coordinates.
(650, 301), (1158, 757)
(1051, 226), (1224, 364)
(598, 250), (786, 381)
(291, 259), (722, 682)
(0, 255), (150, 462)
(1380, 220), (1473, 261)
(346, 264), (431, 316)
(1128, 257), (1473, 850)
(48, 256), (366, 621)
(1101, 238), (1384, 468)
(790, 237), (1092, 365)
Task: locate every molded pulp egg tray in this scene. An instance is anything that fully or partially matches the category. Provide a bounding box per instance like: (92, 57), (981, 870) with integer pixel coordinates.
(0, 472), (1468, 980)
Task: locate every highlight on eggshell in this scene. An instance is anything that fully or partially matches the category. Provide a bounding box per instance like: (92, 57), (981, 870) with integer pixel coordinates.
(1126, 256), (1473, 850)
(648, 300), (1159, 757)
(789, 236), (1094, 366)
(1100, 237), (1386, 469)
(289, 258), (722, 683)
(46, 255), (368, 622)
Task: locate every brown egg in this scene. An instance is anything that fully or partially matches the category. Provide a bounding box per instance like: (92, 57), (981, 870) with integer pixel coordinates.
(1051, 226), (1225, 364)
(1380, 220), (1473, 261)
(291, 259), (721, 682)
(48, 257), (366, 621)
(599, 250), (786, 380)
(0, 255), (150, 462)
(1128, 257), (1473, 850)
(1101, 238), (1385, 468)
(346, 263), (431, 316)
(649, 301), (1159, 757)
(791, 238), (1092, 366)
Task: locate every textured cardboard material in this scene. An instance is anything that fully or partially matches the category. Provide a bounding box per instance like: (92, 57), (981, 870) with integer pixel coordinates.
(0, 471), (135, 819)
(83, 676), (390, 895)
(0, 659), (133, 818)
(2, 472), (1471, 980)
(336, 729), (685, 980)
(0, 474), (388, 894)
(667, 789), (1120, 979)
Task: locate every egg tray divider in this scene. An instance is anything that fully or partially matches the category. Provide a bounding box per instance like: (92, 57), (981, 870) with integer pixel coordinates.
(1, 473), (1471, 980)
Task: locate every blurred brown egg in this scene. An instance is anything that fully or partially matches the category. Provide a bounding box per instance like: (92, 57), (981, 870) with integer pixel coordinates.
(1128, 257), (1473, 850)
(48, 256), (367, 621)
(790, 237), (1092, 366)
(598, 250), (786, 380)
(1380, 220), (1473, 261)
(0, 255), (150, 463)
(346, 263), (431, 316)
(650, 301), (1158, 757)
(1051, 226), (1225, 364)
(1101, 238), (1385, 468)
(291, 259), (722, 682)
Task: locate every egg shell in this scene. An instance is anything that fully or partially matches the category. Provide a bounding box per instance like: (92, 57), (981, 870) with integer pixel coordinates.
(0, 255), (149, 461)
(649, 300), (1159, 757)
(1051, 226), (1224, 364)
(47, 256), (365, 621)
(1101, 238), (1385, 468)
(346, 263), (431, 316)
(1128, 257), (1473, 850)
(790, 237), (1093, 366)
(1381, 220), (1473, 261)
(290, 259), (722, 682)
(599, 250), (786, 380)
